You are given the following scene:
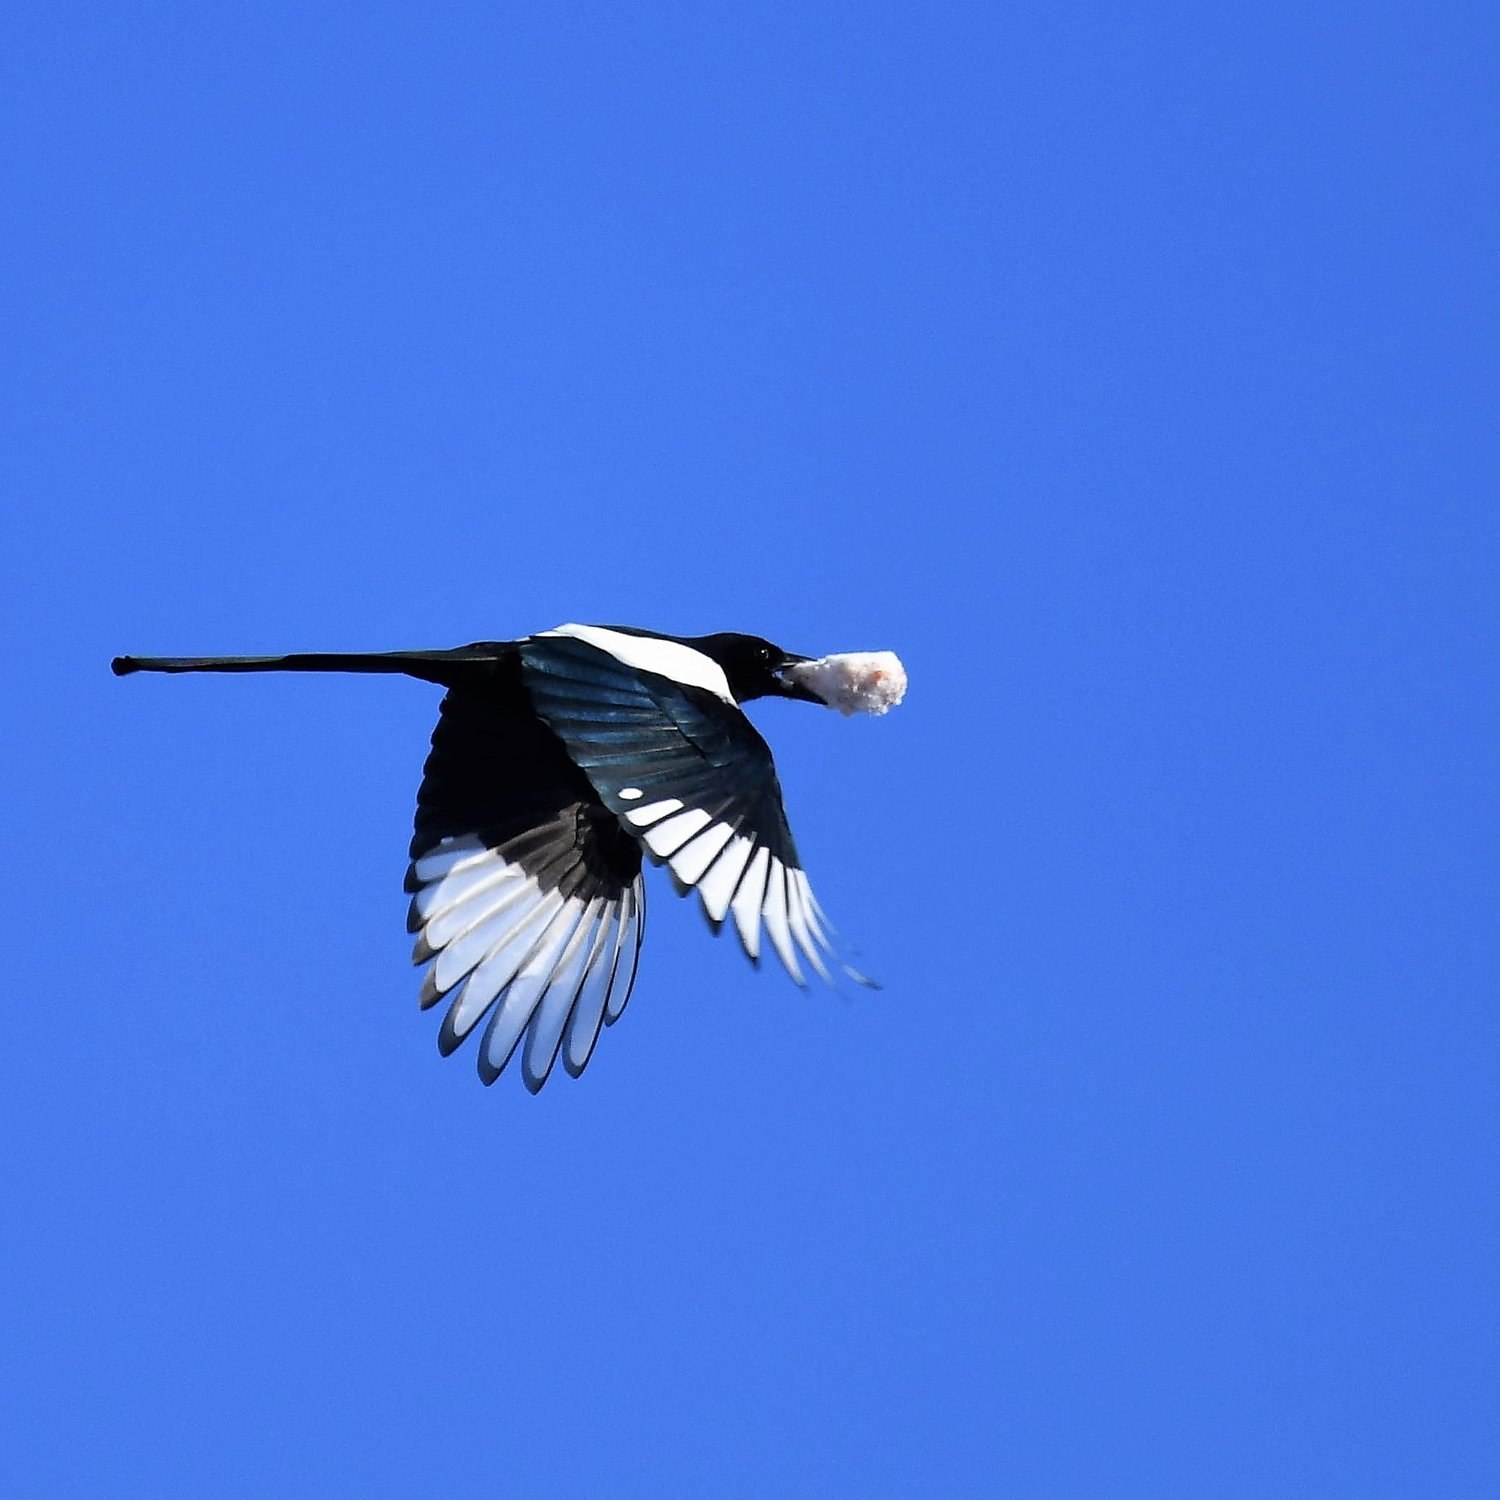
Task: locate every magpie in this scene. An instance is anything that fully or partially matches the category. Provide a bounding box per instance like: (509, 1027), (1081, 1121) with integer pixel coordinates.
(112, 624), (905, 1092)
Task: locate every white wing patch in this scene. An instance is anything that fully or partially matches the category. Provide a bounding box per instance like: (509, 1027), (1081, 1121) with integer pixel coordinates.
(641, 807), (712, 857)
(624, 797), (683, 828)
(539, 624), (736, 705)
(408, 834), (645, 1091)
(668, 820), (734, 886)
(695, 834), (754, 923)
(640, 817), (843, 988)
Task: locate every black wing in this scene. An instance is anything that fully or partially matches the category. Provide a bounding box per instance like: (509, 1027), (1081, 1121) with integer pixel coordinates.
(405, 654), (645, 1090)
(519, 633), (845, 985)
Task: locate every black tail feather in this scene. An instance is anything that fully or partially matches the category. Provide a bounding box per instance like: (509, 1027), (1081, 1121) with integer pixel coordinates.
(111, 646), (510, 685)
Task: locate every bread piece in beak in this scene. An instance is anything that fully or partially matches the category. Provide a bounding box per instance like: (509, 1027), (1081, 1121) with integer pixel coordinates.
(781, 651), (907, 716)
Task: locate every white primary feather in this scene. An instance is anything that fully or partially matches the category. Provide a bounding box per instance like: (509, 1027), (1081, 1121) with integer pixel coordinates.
(667, 820), (735, 887)
(603, 886), (643, 1023)
(624, 797), (683, 828)
(520, 898), (616, 1087)
(641, 807), (712, 857)
(730, 845), (771, 959)
(695, 833), (755, 923)
(563, 898), (631, 1074)
(760, 860), (803, 984)
(412, 834), (492, 883)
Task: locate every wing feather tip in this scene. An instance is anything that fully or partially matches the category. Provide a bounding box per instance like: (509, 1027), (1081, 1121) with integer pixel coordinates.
(476, 1027), (520, 1086)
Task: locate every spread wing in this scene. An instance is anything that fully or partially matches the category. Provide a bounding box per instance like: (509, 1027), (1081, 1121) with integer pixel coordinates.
(405, 660), (645, 1091)
(519, 633), (851, 986)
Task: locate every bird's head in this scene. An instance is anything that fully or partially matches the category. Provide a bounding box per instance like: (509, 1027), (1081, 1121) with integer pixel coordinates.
(682, 633), (824, 705)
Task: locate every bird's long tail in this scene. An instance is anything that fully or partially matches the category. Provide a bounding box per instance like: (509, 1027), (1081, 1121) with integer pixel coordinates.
(111, 647), (505, 683)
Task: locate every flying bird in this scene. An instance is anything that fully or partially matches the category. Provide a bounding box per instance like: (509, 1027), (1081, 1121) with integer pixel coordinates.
(112, 624), (906, 1091)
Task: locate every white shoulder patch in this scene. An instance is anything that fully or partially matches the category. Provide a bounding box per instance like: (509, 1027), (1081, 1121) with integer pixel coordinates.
(540, 624), (735, 705)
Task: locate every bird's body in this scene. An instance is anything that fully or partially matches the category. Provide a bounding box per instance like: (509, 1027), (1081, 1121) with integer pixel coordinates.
(113, 624), (903, 1091)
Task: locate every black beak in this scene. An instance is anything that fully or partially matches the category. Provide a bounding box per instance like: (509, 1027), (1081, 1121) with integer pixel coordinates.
(773, 653), (825, 703)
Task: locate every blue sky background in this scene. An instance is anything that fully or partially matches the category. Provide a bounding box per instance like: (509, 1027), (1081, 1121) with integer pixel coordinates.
(3, 3), (1496, 1495)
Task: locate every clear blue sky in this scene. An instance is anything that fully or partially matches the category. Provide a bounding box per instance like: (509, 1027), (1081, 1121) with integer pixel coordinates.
(3, 3), (1495, 1495)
